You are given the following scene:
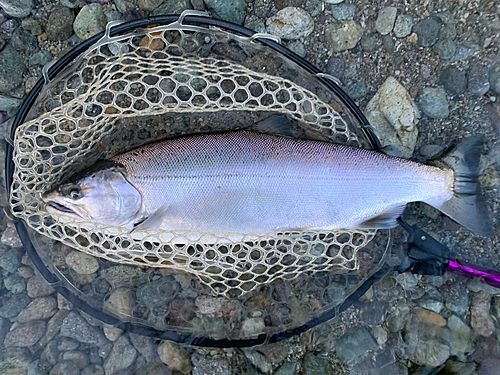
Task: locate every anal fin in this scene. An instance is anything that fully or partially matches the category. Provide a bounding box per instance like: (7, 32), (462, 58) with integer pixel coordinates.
(357, 204), (407, 229)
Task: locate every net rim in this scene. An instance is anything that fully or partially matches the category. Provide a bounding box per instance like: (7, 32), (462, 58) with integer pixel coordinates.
(4, 13), (384, 348)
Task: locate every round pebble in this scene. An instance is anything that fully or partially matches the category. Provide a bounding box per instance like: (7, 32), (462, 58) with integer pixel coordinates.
(46, 5), (75, 42)
(73, 3), (107, 40)
(417, 88), (449, 119)
(375, 7), (397, 35)
(489, 61), (500, 94)
(468, 65), (490, 96)
(65, 251), (99, 275)
(393, 14), (413, 38)
(413, 17), (441, 47)
(433, 39), (456, 60)
(440, 67), (467, 95)
(266, 7), (314, 40)
(158, 340), (192, 373)
(103, 287), (134, 316)
(325, 20), (363, 52)
(330, 3), (356, 20)
(326, 57), (345, 79)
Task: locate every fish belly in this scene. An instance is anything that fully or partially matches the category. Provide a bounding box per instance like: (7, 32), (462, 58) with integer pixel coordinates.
(113, 132), (452, 234)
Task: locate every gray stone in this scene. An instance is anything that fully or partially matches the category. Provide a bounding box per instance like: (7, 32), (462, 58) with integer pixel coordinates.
(468, 65), (490, 96)
(136, 276), (179, 309)
(364, 77), (419, 158)
(375, 7), (397, 35)
(360, 33), (378, 52)
(449, 44), (472, 63)
(29, 50), (52, 67)
(27, 359), (51, 375)
(336, 326), (377, 362)
(275, 362), (297, 375)
(58, 338), (80, 351)
(253, 0), (272, 18)
(18, 297), (57, 323)
(393, 15), (413, 38)
(326, 57), (345, 79)
(446, 315), (472, 361)
(417, 88), (449, 119)
(0, 0), (33, 17)
(73, 3), (107, 41)
(46, 5), (75, 42)
(138, 0), (166, 11)
(344, 81), (367, 100)
(21, 18), (42, 35)
(330, 3), (356, 20)
(244, 16), (266, 34)
(82, 364), (105, 375)
(241, 317), (266, 338)
(104, 335), (137, 375)
(11, 27), (38, 54)
(61, 351), (89, 369)
(490, 61), (500, 94)
(0, 347), (32, 375)
(1, 18), (17, 35)
(4, 273), (25, 294)
(433, 39), (456, 60)
(129, 333), (154, 362)
(382, 34), (394, 52)
(0, 293), (31, 319)
(0, 44), (26, 95)
(66, 251), (99, 275)
(0, 247), (23, 273)
(27, 274), (55, 298)
(135, 361), (172, 375)
(157, 340), (191, 373)
(205, 0), (246, 26)
(38, 310), (70, 349)
(440, 67), (467, 95)
(60, 311), (108, 347)
(435, 11), (457, 40)
(413, 17), (441, 47)
(286, 40), (306, 57)
(244, 350), (272, 374)
(1, 227), (22, 248)
(302, 353), (335, 375)
(471, 291), (495, 337)
(61, 0), (83, 8)
(17, 266), (34, 279)
(114, 0), (135, 13)
(418, 299), (443, 314)
(152, 0), (192, 15)
(4, 320), (46, 347)
(100, 265), (150, 289)
(411, 340), (450, 367)
(266, 7), (314, 40)
(325, 20), (363, 52)
(191, 352), (229, 375)
(50, 361), (80, 375)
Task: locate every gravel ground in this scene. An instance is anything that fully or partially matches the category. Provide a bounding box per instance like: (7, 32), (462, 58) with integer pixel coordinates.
(0, 0), (499, 374)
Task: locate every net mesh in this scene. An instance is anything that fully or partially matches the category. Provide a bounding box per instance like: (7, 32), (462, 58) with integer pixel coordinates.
(10, 23), (377, 298)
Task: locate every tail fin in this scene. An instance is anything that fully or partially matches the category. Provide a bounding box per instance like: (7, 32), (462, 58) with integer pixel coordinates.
(430, 135), (494, 237)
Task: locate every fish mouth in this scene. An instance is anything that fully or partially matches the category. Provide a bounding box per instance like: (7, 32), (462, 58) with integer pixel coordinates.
(45, 200), (77, 215)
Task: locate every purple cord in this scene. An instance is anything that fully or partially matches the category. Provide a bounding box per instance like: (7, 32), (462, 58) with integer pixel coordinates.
(448, 260), (500, 289)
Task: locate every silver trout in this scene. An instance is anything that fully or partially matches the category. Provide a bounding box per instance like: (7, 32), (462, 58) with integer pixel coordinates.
(43, 131), (494, 237)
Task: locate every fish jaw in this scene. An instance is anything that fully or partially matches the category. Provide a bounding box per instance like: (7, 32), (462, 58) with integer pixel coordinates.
(43, 190), (91, 221)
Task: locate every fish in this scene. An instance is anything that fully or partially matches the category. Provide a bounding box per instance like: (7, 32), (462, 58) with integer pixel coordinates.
(42, 128), (494, 237)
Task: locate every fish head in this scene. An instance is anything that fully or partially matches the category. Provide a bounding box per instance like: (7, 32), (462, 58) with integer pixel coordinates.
(43, 165), (144, 229)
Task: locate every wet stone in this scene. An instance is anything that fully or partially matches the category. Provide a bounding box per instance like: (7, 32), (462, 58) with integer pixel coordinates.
(82, 364), (105, 375)
(103, 324), (123, 342)
(275, 362), (297, 375)
(375, 7), (397, 35)
(103, 335), (137, 374)
(326, 57), (345, 79)
(449, 44), (472, 63)
(4, 273), (25, 294)
(38, 309), (69, 348)
(440, 281), (469, 315)
(11, 27), (38, 56)
(418, 299), (443, 314)
(325, 20), (363, 52)
(58, 338), (79, 351)
(244, 16), (266, 34)
(46, 5), (75, 42)
(204, 0), (247, 26)
(18, 297), (57, 323)
(490, 61), (500, 94)
(253, 0), (272, 18)
(61, 351), (89, 369)
(101, 265), (150, 289)
(336, 326), (377, 362)
(433, 39), (456, 60)
(330, 3), (356, 20)
(393, 15), (413, 38)
(0, 247), (23, 273)
(66, 251), (99, 275)
(468, 278), (500, 296)
(129, 333), (155, 362)
(446, 315), (472, 361)
(266, 7), (314, 40)
(360, 33), (378, 52)
(137, 0), (166, 11)
(27, 274), (55, 298)
(413, 17), (441, 47)
(60, 311), (108, 347)
(4, 320), (46, 347)
(440, 67), (467, 95)
(157, 340), (192, 373)
(27, 359), (52, 375)
(411, 340), (450, 367)
(286, 40), (306, 57)
(468, 65), (490, 96)
(415, 308), (446, 326)
(0, 94), (22, 116)
(0, 0), (33, 17)
(244, 350), (273, 374)
(152, 0), (192, 15)
(302, 353), (335, 375)
(471, 291), (495, 337)
(417, 88), (449, 119)
(29, 49), (52, 66)
(0, 293), (31, 319)
(50, 361), (80, 375)
(73, 3), (107, 41)
(241, 317), (266, 337)
(137, 276), (179, 309)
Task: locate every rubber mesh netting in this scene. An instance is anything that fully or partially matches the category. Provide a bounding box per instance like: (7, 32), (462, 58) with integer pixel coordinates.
(10, 22), (381, 299)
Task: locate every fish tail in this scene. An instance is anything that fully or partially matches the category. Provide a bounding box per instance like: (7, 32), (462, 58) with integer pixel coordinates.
(431, 135), (494, 237)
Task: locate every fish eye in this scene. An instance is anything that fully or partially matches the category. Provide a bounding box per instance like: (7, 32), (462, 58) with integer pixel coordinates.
(68, 186), (83, 200)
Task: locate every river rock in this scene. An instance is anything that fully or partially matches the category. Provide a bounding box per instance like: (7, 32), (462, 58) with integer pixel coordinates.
(0, 0), (33, 17)
(65, 251), (99, 275)
(11, 26), (37, 55)
(103, 287), (134, 317)
(4, 320), (46, 347)
(375, 7), (397, 35)
(417, 87), (449, 119)
(18, 297), (57, 323)
(364, 76), (419, 158)
(103, 335), (137, 375)
(73, 3), (107, 41)
(393, 14), (413, 38)
(446, 315), (472, 361)
(471, 291), (495, 337)
(490, 61), (500, 94)
(241, 317), (266, 337)
(60, 311), (108, 347)
(412, 339), (450, 367)
(205, 0), (247, 26)
(415, 308), (446, 326)
(0, 247), (23, 273)
(325, 20), (363, 52)
(413, 17), (441, 47)
(50, 361), (80, 375)
(266, 7), (314, 40)
(46, 5), (75, 42)
(4, 273), (25, 294)
(433, 39), (456, 60)
(330, 3), (356, 20)
(468, 65), (490, 96)
(157, 340), (192, 373)
(152, 0), (192, 15)
(137, 0), (165, 11)
(129, 333), (155, 362)
(82, 364), (105, 375)
(244, 350), (272, 374)
(0, 293), (31, 319)
(27, 274), (55, 298)
(336, 326), (377, 362)
(244, 16), (266, 34)
(38, 309), (70, 348)
(440, 67), (467, 95)
(302, 352), (335, 375)
(192, 352), (230, 375)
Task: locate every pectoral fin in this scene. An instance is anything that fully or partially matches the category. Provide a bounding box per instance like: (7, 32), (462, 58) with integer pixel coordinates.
(130, 204), (170, 233)
(357, 204), (407, 229)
